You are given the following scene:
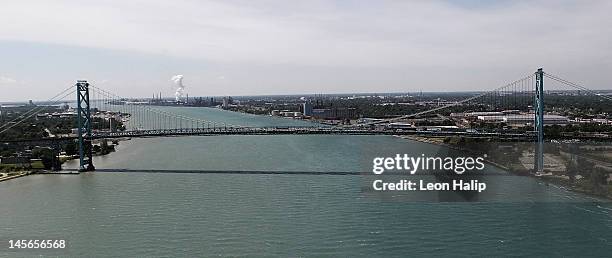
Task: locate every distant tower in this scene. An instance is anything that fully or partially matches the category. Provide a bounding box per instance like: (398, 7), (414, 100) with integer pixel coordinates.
(222, 97), (229, 109)
(303, 101), (313, 116)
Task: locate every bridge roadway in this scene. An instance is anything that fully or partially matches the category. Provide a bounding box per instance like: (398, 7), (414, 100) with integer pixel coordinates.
(0, 126), (534, 143)
(89, 126), (533, 140)
(5, 126), (612, 144)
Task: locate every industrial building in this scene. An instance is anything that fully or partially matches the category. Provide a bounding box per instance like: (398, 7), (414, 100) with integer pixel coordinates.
(301, 99), (358, 120)
(310, 107), (357, 119)
(504, 114), (569, 126)
(474, 114), (570, 127)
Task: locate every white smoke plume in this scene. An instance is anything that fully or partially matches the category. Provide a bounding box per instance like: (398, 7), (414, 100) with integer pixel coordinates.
(171, 75), (185, 102)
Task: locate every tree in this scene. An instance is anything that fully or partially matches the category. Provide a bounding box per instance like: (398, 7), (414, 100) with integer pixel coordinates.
(64, 142), (78, 156)
(566, 160), (578, 185)
(590, 167), (608, 195)
(577, 157), (595, 177)
(93, 145), (101, 153)
(100, 140), (113, 155)
(32, 147), (55, 169)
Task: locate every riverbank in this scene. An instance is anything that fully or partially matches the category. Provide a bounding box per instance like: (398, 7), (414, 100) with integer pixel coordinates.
(0, 138), (126, 181)
(396, 135), (515, 172)
(396, 135), (612, 200)
(0, 171), (32, 182)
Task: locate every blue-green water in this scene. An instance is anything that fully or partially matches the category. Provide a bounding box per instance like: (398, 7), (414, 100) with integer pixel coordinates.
(1, 107), (611, 257)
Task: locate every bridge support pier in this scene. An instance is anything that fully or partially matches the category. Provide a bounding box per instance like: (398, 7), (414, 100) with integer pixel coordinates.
(76, 81), (95, 172)
(534, 68), (545, 174)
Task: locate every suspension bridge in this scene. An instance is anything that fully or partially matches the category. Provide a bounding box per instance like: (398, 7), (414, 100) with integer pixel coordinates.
(0, 68), (610, 172)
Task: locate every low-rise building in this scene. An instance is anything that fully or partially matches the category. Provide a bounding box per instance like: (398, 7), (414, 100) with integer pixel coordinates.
(466, 111), (504, 117)
(386, 122), (414, 129)
(504, 114), (569, 126)
(477, 115), (505, 122)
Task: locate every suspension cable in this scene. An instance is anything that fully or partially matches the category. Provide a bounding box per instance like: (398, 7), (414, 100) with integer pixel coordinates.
(361, 73), (536, 126)
(0, 84), (74, 130)
(0, 89), (74, 134)
(544, 73), (612, 102)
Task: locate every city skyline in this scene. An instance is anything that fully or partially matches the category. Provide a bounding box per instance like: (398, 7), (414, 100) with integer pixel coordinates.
(1, 0), (611, 101)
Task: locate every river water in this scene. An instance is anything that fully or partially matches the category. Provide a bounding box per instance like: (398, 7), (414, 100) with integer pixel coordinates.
(1, 107), (611, 257)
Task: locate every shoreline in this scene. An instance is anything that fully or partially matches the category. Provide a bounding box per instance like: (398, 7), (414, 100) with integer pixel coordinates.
(395, 135), (513, 167)
(396, 135), (612, 200)
(0, 171), (32, 182)
(0, 138), (128, 182)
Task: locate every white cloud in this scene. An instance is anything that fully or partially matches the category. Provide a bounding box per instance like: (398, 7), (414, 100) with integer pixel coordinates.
(0, 0), (611, 99)
(1, 0), (610, 68)
(0, 76), (17, 85)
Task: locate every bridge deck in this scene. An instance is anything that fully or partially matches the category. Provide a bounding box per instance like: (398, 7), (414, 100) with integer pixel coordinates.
(1, 127), (535, 143)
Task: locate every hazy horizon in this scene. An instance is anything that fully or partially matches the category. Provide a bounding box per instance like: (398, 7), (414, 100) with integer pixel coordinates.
(1, 0), (611, 101)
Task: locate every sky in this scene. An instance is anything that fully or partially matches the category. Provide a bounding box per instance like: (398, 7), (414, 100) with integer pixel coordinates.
(0, 0), (611, 101)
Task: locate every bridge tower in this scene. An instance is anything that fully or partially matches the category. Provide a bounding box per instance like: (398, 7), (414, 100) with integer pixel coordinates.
(534, 68), (545, 173)
(76, 80), (95, 172)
